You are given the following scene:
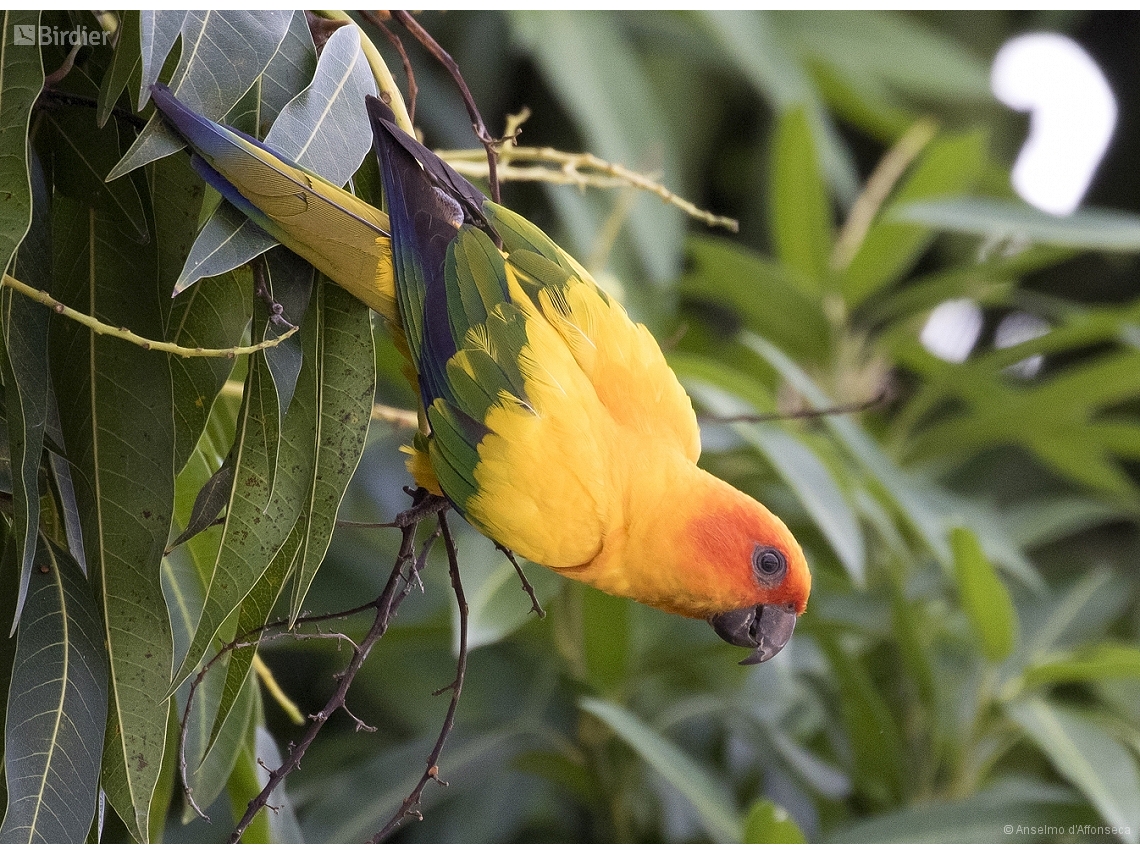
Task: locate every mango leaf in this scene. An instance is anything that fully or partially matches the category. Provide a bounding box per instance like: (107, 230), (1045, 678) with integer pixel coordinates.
(951, 526), (1016, 661)
(151, 149), (252, 471)
(895, 197), (1140, 252)
(169, 322), (295, 690)
(49, 198), (174, 842)
(1007, 698), (1140, 842)
(511, 10), (683, 284)
(770, 104), (832, 287)
(96, 10), (142, 127)
(138, 10), (186, 108)
(111, 10), (293, 179)
(260, 247), (315, 419)
(0, 537), (107, 843)
(581, 697), (742, 843)
(841, 130), (987, 306)
(288, 281), (375, 621)
(1, 151), (51, 631)
(258, 10), (318, 129)
(0, 10), (43, 275)
(743, 799), (807, 843)
(174, 22), (377, 293)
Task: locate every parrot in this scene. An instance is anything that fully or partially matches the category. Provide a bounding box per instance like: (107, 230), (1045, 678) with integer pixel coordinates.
(150, 83), (810, 664)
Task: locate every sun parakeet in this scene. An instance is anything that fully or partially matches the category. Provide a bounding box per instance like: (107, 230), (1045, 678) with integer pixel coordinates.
(151, 83), (810, 663)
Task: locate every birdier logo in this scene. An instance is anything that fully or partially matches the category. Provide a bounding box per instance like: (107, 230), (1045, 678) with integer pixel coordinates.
(12, 24), (109, 47)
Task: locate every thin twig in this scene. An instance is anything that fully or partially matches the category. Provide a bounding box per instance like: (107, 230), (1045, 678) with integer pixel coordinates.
(699, 388), (891, 424)
(226, 491), (448, 842)
(360, 10), (418, 125)
(830, 116), (939, 271)
(439, 146), (738, 232)
(2, 273), (298, 358)
(373, 510), (469, 842)
(392, 10), (501, 205)
(497, 544), (545, 618)
(36, 87), (147, 130)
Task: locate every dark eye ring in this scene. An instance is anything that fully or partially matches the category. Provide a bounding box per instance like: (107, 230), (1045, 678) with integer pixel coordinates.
(752, 546), (787, 584)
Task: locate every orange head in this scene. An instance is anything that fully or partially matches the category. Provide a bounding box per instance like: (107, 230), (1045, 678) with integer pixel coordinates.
(678, 469), (811, 664)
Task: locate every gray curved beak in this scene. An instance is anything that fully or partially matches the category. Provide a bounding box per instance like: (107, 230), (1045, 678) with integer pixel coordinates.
(708, 604), (797, 664)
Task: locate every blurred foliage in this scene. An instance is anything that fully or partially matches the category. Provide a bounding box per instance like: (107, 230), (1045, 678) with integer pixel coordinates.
(0, 8), (1139, 844)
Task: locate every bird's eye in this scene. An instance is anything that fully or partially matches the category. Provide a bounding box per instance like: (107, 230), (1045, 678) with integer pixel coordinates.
(752, 546), (787, 585)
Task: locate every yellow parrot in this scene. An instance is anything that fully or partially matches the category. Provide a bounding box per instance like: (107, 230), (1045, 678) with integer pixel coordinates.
(151, 83), (810, 663)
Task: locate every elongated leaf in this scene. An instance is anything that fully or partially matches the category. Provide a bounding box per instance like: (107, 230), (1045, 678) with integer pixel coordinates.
(49, 198), (174, 842)
(151, 150), (253, 471)
(770, 104), (832, 287)
(289, 281), (375, 620)
(138, 10), (186, 108)
(580, 697), (742, 843)
(96, 10), (142, 127)
(172, 295), (320, 689)
(896, 197), (1140, 252)
(1, 150), (51, 632)
(832, 776), (1093, 843)
(1023, 642), (1140, 689)
(167, 462), (232, 554)
(0, 538), (108, 843)
(1008, 699), (1140, 842)
(258, 10), (317, 129)
(951, 526), (1016, 661)
(0, 10), (43, 276)
(175, 24), (376, 292)
(260, 246), (315, 419)
(111, 10), (293, 179)
(701, 10), (858, 204)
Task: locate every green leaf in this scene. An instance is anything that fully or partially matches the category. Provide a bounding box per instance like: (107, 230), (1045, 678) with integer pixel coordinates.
(511, 10), (683, 284)
(152, 149), (252, 471)
(743, 798), (807, 843)
(832, 775), (1094, 842)
(678, 237), (831, 361)
(287, 281), (375, 620)
(96, 10), (141, 127)
(182, 664), (256, 823)
(1022, 643), (1140, 689)
(175, 24), (376, 292)
(817, 633), (905, 807)
(258, 10), (317, 129)
(111, 10), (293, 179)
(0, 10), (43, 276)
(0, 537), (108, 843)
(895, 197), (1140, 252)
(951, 526), (1016, 661)
(842, 130), (987, 306)
(138, 10), (186, 108)
(580, 697), (742, 843)
(49, 198), (174, 842)
(1, 151), (51, 631)
(1007, 698), (1140, 842)
(166, 462), (232, 554)
(700, 10), (858, 203)
(770, 104), (832, 287)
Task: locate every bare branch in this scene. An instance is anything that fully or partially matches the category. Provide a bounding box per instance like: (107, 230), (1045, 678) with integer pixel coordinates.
(497, 544), (546, 618)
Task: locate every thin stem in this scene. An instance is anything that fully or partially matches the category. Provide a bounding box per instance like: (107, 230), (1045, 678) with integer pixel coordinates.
(2, 273), (297, 358)
(438, 146), (738, 232)
(392, 10), (501, 205)
(359, 10), (419, 125)
(373, 510), (469, 842)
